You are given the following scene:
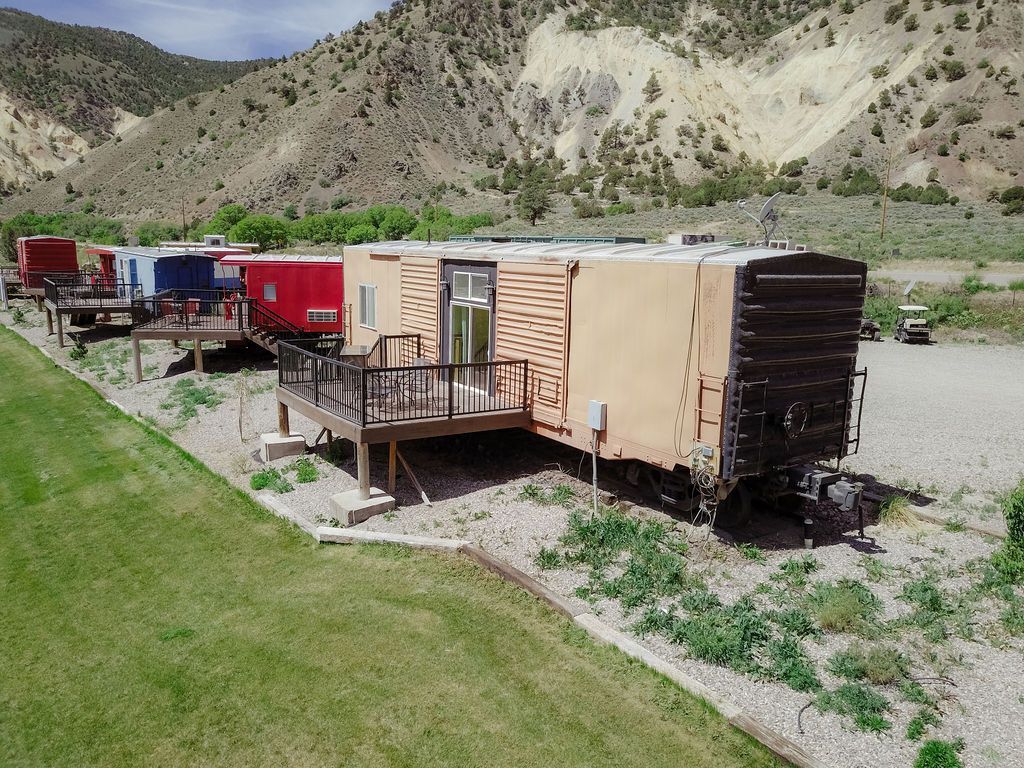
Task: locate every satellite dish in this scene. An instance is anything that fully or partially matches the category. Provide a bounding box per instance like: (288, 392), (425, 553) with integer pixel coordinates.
(903, 280), (916, 297)
(759, 192), (782, 223)
(737, 199), (748, 210)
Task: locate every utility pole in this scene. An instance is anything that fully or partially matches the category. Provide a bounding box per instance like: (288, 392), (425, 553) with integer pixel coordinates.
(879, 146), (893, 241)
(180, 196), (188, 242)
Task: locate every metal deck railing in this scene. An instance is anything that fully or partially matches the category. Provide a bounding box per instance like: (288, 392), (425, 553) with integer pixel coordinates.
(43, 275), (143, 309)
(132, 289), (250, 332)
(278, 335), (529, 427)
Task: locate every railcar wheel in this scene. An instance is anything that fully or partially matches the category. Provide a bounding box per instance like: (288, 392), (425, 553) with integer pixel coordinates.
(715, 483), (752, 528)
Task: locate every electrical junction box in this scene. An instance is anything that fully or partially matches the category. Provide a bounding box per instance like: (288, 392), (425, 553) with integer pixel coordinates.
(587, 400), (607, 431)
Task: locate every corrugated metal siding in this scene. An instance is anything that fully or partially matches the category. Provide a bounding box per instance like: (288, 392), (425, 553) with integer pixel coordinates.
(400, 257), (439, 360)
(495, 261), (568, 426)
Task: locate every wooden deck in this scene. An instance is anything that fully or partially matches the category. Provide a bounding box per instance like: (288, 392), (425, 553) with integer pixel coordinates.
(277, 384), (530, 444)
(130, 311), (251, 341)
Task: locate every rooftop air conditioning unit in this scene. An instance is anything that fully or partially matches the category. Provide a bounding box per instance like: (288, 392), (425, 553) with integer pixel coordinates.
(204, 234), (227, 247)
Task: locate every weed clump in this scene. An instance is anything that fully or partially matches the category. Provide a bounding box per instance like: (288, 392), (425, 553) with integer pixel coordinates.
(816, 682), (891, 732)
(518, 483), (577, 507)
(806, 579), (881, 634)
(286, 457), (319, 484)
(913, 739), (964, 768)
(160, 378), (225, 424)
(828, 643), (909, 685)
(250, 468), (293, 494)
(534, 546), (561, 570)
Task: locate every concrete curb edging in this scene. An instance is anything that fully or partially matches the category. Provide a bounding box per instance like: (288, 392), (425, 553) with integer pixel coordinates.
(260, 499), (830, 768)
(316, 526), (467, 550)
(911, 509), (1006, 540)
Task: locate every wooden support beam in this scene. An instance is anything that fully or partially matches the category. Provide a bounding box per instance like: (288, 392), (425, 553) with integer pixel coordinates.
(45, 308), (53, 336)
(132, 336), (143, 384)
(55, 312), (64, 348)
(387, 441), (397, 494)
(277, 401), (290, 438)
(34, 295), (42, 312)
(356, 442), (371, 501)
(326, 430), (334, 447)
(172, 339), (179, 349)
(1, 276), (9, 311)
(193, 339), (204, 373)
(397, 449), (431, 507)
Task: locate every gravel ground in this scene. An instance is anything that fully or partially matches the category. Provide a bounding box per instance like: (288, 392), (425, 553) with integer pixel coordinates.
(847, 341), (1024, 533)
(3, 299), (1023, 768)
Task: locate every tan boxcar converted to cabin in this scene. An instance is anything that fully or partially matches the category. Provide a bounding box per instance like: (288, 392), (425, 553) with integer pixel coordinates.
(278, 239), (867, 521)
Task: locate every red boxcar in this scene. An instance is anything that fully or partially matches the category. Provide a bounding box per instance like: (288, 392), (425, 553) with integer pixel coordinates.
(85, 247), (116, 276)
(17, 236), (79, 288)
(221, 254), (345, 334)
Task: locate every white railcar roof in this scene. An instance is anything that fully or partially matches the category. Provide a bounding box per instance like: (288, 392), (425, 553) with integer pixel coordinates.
(344, 239), (839, 266)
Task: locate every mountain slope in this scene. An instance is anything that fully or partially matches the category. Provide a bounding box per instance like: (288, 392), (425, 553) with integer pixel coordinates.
(5, 0), (1023, 219)
(0, 8), (263, 189)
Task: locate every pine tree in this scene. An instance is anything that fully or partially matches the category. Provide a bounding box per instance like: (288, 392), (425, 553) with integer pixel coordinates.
(825, 27), (836, 47)
(515, 170), (552, 226)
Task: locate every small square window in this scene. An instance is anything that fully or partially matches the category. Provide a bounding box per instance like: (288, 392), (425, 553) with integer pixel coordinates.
(453, 272), (470, 300)
(262, 283), (277, 302)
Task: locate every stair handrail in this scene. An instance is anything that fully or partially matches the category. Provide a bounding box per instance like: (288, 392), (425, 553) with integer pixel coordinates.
(248, 299), (303, 337)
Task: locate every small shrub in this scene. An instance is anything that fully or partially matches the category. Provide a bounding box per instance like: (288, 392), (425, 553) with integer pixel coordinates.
(68, 335), (88, 361)
(914, 740), (963, 768)
(10, 305), (27, 324)
(1003, 476), (1024, 544)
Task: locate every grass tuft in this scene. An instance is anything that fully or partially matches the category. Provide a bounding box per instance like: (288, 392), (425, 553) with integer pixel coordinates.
(806, 579), (881, 634)
(878, 494), (919, 529)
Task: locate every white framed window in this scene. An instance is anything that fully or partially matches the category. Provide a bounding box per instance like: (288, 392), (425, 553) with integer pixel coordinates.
(452, 271), (488, 302)
(307, 309), (338, 324)
(358, 283), (377, 329)
(262, 283), (277, 302)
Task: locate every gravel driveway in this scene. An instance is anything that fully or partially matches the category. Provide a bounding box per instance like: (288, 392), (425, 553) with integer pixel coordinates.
(849, 341), (1024, 497)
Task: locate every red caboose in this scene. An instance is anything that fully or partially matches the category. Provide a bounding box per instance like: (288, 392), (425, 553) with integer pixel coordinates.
(221, 253), (346, 334)
(17, 236), (79, 289)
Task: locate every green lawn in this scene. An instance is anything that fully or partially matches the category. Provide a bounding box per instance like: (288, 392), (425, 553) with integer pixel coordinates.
(0, 327), (782, 768)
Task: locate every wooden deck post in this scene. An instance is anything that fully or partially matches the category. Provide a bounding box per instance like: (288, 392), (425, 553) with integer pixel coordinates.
(326, 429), (333, 447)
(34, 295), (42, 312)
(172, 339), (179, 349)
(357, 442), (371, 501)
(132, 337), (142, 384)
(55, 312), (64, 348)
(387, 441), (397, 494)
(1, 276), (9, 311)
(193, 339), (204, 373)
(277, 402), (290, 437)
(45, 308), (53, 336)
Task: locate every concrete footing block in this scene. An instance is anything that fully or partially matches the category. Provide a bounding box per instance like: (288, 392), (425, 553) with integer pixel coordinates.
(260, 432), (306, 462)
(329, 487), (396, 525)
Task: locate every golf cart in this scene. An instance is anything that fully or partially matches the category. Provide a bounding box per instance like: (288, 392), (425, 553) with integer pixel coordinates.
(894, 305), (932, 344)
(860, 318), (882, 342)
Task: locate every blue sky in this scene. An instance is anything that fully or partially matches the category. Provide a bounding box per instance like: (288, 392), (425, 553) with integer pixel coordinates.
(11, 0), (393, 60)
